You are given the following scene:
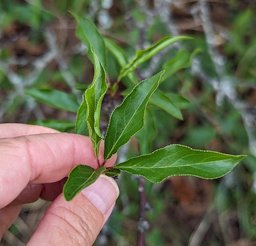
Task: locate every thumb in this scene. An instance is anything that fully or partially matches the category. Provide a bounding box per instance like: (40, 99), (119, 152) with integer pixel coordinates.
(28, 176), (119, 246)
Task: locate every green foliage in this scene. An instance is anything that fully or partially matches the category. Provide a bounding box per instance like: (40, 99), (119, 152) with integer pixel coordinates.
(64, 165), (106, 201)
(74, 15), (108, 154)
(10, 9), (245, 224)
(73, 13), (107, 69)
(105, 38), (137, 85)
(62, 16), (244, 201)
(83, 52), (107, 155)
(167, 93), (190, 109)
(75, 99), (88, 135)
(136, 109), (157, 154)
(34, 119), (74, 132)
(1, 1), (254, 244)
(104, 38), (127, 69)
(225, 9), (256, 79)
(150, 90), (183, 120)
(162, 48), (200, 80)
(104, 71), (164, 160)
(118, 36), (191, 81)
(26, 89), (79, 112)
(0, 0), (52, 28)
(114, 145), (245, 182)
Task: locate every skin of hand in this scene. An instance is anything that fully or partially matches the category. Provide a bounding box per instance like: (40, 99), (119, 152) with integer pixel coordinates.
(0, 123), (119, 245)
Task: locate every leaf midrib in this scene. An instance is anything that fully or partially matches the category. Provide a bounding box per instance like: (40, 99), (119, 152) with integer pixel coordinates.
(105, 82), (158, 159)
(120, 36), (189, 78)
(69, 168), (97, 195)
(117, 157), (241, 169)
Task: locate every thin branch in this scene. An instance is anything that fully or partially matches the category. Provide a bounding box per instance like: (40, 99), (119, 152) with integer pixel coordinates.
(189, 207), (215, 246)
(40, 29), (78, 95)
(125, 7), (153, 244)
(137, 177), (149, 246)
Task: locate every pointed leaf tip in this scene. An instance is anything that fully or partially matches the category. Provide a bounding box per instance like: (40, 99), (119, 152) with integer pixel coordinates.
(115, 144), (245, 182)
(118, 36), (191, 81)
(74, 14), (107, 69)
(104, 71), (164, 160)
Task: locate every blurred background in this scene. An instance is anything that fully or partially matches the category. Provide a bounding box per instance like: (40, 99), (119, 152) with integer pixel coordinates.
(0, 0), (256, 245)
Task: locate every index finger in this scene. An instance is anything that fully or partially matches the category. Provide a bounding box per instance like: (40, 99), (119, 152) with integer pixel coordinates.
(0, 123), (59, 138)
(0, 133), (116, 208)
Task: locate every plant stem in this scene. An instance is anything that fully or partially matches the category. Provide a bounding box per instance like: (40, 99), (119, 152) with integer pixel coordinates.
(137, 177), (148, 246)
(135, 5), (151, 244)
(96, 158), (101, 168)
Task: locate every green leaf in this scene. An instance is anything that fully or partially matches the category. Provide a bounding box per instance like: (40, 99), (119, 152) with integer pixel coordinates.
(183, 126), (216, 148)
(167, 93), (190, 109)
(33, 119), (74, 132)
(75, 82), (87, 91)
(104, 71), (164, 160)
(26, 89), (79, 112)
(115, 144), (246, 182)
(73, 14), (107, 69)
(85, 51), (108, 154)
(104, 38), (127, 69)
(150, 90), (183, 120)
(64, 165), (106, 201)
(75, 98), (88, 135)
(136, 109), (157, 154)
(105, 38), (137, 85)
(161, 49), (194, 80)
(118, 36), (191, 81)
(73, 14), (108, 153)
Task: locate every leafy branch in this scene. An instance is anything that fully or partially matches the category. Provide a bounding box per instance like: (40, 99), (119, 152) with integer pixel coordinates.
(25, 15), (245, 202)
(59, 16), (245, 201)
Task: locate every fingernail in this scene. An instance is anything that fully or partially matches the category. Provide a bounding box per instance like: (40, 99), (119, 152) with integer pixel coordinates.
(81, 175), (119, 215)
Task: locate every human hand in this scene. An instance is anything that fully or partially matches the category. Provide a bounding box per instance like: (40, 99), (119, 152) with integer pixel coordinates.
(0, 123), (119, 245)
